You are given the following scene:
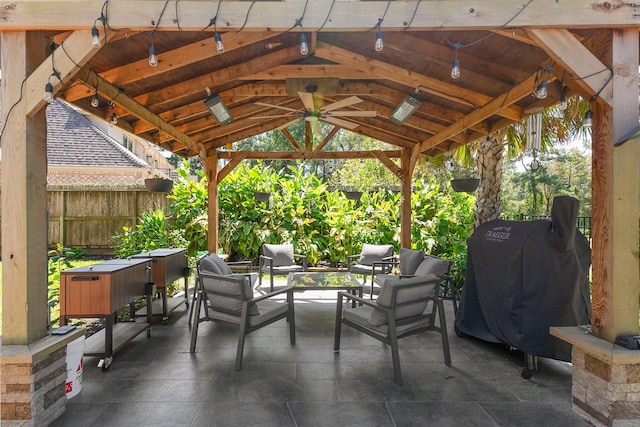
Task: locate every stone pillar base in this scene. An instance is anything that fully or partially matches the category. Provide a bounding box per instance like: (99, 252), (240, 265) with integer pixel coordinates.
(1, 329), (85, 427)
(551, 327), (640, 427)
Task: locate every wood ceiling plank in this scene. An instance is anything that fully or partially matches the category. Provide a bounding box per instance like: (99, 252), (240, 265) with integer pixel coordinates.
(64, 31), (281, 102)
(132, 45), (303, 109)
(314, 42), (524, 122)
(527, 28), (613, 107)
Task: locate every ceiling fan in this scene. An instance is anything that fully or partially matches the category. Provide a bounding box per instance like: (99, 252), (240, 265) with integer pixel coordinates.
(252, 88), (377, 131)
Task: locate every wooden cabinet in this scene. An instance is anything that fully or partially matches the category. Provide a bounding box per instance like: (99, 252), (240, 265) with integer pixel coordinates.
(60, 258), (153, 370)
(130, 248), (189, 323)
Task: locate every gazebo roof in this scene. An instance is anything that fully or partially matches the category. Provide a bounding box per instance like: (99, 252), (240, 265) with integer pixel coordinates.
(26, 1), (630, 165)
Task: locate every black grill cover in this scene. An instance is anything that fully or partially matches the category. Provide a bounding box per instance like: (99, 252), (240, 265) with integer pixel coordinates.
(454, 196), (591, 361)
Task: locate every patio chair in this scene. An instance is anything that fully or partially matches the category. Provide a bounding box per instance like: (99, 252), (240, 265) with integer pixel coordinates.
(372, 249), (454, 304)
(346, 244), (395, 295)
(334, 274), (451, 385)
(188, 252), (256, 326)
(190, 270), (295, 370)
(258, 243), (307, 292)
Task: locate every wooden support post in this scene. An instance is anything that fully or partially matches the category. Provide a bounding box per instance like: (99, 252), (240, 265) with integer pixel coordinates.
(1, 31), (49, 344)
(590, 29), (639, 342)
(400, 149), (414, 248)
(204, 156), (219, 254)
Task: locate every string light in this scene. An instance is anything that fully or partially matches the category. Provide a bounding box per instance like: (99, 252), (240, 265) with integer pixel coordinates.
(91, 93), (100, 108)
(535, 80), (548, 99)
(214, 32), (225, 53)
(375, 25), (384, 52)
(148, 42), (158, 67)
(559, 83), (567, 110)
(91, 1), (109, 48)
(43, 70), (61, 103)
(109, 102), (117, 124)
(584, 108), (593, 127)
(299, 33), (309, 56)
(450, 46), (461, 79)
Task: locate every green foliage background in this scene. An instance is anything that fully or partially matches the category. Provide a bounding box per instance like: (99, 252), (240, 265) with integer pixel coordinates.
(113, 161), (476, 284)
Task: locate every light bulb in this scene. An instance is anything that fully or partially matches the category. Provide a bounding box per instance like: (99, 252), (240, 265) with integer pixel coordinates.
(451, 58), (461, 79)
(91, 95), (99, 108)
(44, 82), (54, 103)
(300, 33), (309, 56)
(559, 94), (567, 110)
(535, 80), (548, 99)
(110, 112), (117, 125)
(374, 28), (383, 52)
(214, 32), (224, 53)
(91, 25), (101, 48)
(584, 109), (593, 127)
(530, 159), (540, 171)
(148, 43), (158, 67)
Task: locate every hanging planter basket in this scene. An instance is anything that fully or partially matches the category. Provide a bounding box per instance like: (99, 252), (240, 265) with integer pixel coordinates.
(450, 178), (480, 193)
(254, 191), (271, 201)
(145, 178), (174, 193)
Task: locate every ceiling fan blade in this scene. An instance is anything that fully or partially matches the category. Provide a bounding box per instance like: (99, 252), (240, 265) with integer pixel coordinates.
(250, 114), (295, 119)
(321, 116), (359, 130)
(277, 118), (302, 130)
(321, 96), (363, 112)
(326, 110), (377, 117)
(298, 91), (315, 111)
(254, 102), (299, 113)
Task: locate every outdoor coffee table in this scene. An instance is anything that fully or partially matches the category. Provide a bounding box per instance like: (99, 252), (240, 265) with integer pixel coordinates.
(287, 272), (363, 307)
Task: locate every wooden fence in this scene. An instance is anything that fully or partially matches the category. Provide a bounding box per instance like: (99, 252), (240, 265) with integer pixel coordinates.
(0, 187), (172, 256)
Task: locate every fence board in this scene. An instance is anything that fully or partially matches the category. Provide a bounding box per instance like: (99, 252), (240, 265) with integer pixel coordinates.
(0, 188), (172, 255)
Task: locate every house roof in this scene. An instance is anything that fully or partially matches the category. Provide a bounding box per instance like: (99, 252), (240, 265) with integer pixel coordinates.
(46, 100), (149, 169)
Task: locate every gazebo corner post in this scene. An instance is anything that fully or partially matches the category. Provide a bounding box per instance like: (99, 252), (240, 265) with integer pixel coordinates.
(400, 148), (417, 249)
(203, 154), (219, 255)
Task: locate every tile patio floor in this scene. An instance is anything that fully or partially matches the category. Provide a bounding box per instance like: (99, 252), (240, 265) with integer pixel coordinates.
(51, 285), (592, 427)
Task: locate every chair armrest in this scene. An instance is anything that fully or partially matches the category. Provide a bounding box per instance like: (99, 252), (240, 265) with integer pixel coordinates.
(346, 254), (360, 270)
(336, 291), (380, 309)
(249, 286), (292, 303)
(259, 255), (274, 269)
(293, 254), (308, 270)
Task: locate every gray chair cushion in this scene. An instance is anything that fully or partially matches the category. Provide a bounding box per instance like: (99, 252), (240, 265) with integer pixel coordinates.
(263, 244), (296, 267)
(202, 274), (259, 316)
(199, 255), (222, 274)
(357, 244), (394, 266)
(368, 274), (438, 326)
(414, 255), (450, 278)
(399, 248), (425, 275)
(208, 253), (233, 275)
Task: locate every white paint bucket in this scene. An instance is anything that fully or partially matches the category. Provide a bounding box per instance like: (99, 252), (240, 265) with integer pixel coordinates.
(64, 336), (85, 399)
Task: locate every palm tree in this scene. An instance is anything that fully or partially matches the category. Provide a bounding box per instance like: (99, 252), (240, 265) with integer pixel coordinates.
(468, 96), (590, 227)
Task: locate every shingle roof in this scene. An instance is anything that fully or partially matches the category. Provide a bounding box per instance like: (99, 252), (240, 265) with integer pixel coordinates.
(46, 100), (148, 168)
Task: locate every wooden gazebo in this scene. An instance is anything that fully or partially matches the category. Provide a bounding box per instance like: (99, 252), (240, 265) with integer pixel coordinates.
(1, 2), (638, 425)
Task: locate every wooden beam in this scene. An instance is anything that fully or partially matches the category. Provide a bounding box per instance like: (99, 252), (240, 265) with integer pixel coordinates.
(416, 70), (542, 154)
(1, 2), (636, 31)
(240, 65), (378, 81)
(371, 150), (402, 179)
(74, 68), (199, 151)
(218, 150), (402, 161)
(25, 29), (100, 116)
(527, 28), (613, 107)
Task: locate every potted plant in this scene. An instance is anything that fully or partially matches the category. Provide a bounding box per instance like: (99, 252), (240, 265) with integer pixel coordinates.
(144, 169), (173, 193)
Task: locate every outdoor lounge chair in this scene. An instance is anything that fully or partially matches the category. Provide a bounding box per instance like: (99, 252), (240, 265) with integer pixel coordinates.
(258, 243), (307, 292)
(346, 243), (395, 294)
(372, 248), (453, 303)
(190, 270), (295, 370)
(188, 252), (256, 326)
(334, 273), (451, 385)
